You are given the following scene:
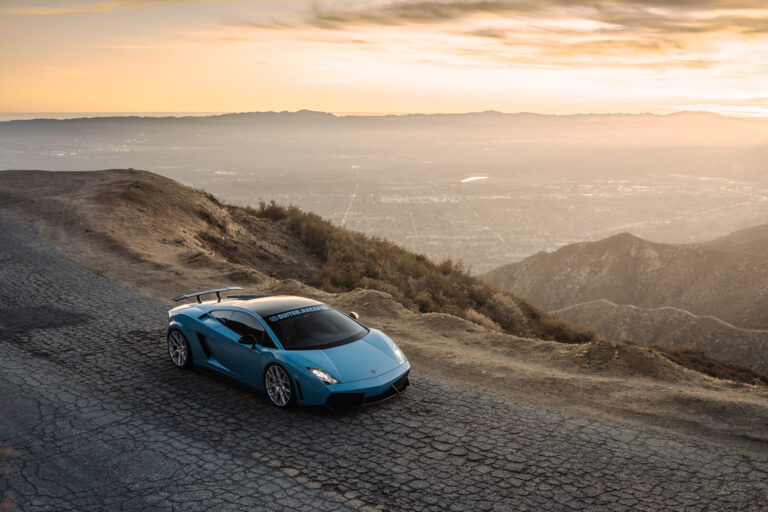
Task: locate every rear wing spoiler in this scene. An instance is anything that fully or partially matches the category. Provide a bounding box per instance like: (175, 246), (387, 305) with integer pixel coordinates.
(172, 286), (243, 303)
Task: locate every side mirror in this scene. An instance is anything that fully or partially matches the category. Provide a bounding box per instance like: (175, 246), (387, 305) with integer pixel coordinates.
(239, 335), (257, 347)
(349, 311), (359, 320)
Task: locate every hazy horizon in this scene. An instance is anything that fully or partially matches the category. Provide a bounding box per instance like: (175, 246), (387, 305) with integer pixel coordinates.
(0, 108), (765, 122)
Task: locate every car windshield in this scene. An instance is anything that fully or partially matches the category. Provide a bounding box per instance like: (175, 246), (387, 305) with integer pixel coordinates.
(264, 305), (368, 350)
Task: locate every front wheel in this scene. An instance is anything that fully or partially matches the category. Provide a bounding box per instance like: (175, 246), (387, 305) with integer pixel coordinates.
(264, 364), (295, 408)
(168, 329), (193, 369)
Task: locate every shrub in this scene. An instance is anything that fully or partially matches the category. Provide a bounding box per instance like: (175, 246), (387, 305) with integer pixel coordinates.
(255, 200), (290, 222)
(479, 293), (529, 336)
(461, 309), (501, 331)
(414, 291), (436, 313)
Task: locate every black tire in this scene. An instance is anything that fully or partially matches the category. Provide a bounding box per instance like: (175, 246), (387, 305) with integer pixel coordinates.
(168, 329), (193, 369)
(264, 364), (295, 408)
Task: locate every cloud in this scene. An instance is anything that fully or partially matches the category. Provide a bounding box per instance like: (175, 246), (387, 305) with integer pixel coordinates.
(230, 1), (768, 50)
(282, 0), (768, 47)
(299, 1), (768, 29)
(307, 1), (537, 29)
(450, 45), (717, 70)
(245, 0), (767, 69)
(9, 0), (767, 73)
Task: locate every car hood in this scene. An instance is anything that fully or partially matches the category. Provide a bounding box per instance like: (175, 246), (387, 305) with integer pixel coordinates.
(289, 329), (402, 383)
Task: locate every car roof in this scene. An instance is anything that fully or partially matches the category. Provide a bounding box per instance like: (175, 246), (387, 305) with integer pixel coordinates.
(208, 295), (325, 318)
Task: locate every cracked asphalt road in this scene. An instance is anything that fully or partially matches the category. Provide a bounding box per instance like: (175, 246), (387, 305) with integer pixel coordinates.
(1, 215), (767, 511)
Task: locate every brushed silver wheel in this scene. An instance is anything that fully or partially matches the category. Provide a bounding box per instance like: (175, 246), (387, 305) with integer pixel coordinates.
(265, 365), (293, 408)
(168, 330), (192, 369)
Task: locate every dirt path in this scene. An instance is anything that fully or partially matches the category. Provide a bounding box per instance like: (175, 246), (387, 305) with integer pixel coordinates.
(552, 299), (768, 334)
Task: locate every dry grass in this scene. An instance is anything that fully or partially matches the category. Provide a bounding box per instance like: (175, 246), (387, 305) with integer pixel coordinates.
(461, 308), (501, 331)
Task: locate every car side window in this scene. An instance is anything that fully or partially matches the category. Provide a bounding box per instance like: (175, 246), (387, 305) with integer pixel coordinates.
(228, 311), (276, 349)
(210, 310), (232, 325)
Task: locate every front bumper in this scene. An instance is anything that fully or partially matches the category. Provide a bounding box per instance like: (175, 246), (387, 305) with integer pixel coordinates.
(325, 371), (410, 410)
(295, 362), (410, 409)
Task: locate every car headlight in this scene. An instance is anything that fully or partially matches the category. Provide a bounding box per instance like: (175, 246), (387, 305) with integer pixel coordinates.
(393, 345), (407, 365)
(307, 367), (339, 385)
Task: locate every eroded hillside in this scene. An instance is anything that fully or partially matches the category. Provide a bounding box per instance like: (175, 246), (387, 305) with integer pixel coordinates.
(553, 299), (768, 377)
(482, 232), (768, 329)
(482, 231), (768, 375)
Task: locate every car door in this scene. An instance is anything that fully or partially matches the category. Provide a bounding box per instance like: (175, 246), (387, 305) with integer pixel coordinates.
(190, 309), (237, 374)
(208, 310), (271, 387)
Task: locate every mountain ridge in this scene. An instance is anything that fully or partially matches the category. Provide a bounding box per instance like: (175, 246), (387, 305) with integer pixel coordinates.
(482, 230), (768, 329)
(704, 223), (768, 255)
(6, 110), (765, 149)
(0, 109), (738, 124)
(482, 229), (768, 374)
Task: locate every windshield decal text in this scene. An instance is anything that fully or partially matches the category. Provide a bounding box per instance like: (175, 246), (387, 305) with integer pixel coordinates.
(268, 305), (328, 322)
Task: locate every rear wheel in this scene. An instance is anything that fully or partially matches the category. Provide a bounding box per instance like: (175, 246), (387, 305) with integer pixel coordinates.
(168, 330), (193, 369)
(264, 364), (294, 408)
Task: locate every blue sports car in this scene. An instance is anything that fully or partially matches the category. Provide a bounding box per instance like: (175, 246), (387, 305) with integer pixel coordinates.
(166, 287), (410, 409)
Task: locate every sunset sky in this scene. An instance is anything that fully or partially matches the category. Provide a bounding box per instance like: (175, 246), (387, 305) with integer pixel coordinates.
(1, 0), (768, 115)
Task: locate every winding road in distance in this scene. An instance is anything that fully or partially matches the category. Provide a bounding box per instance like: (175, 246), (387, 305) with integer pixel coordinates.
(1, 216), (766, 511)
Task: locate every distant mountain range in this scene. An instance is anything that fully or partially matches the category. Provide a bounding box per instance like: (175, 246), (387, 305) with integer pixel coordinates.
(481, 228), (768, 374)
(3, 109), (768, 146)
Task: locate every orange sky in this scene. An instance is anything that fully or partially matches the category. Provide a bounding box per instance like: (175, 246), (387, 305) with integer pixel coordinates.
(1, 0), (768, 115)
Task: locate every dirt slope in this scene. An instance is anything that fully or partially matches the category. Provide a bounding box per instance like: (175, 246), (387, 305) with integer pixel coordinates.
(2, 169), (768, 449)
(0, 169), (321, 298)
(553, 299), (768, 376)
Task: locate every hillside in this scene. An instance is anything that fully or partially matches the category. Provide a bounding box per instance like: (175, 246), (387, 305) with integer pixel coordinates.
(0, 169), (324, 295)
(482, 232), (768, 329)
(481, 230), (768, 374)
(704, 223), (768, 255)
(0, 169), (594, 344)
(553, 299), (768, 376)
